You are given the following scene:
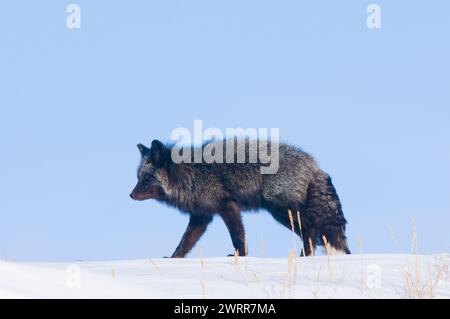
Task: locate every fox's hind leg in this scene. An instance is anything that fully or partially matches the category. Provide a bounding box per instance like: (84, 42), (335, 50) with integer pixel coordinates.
(171, 215), (213, 258)
(319, 224), (351, 255)
(304, 171), (351, 255)
(219, 202), (247, 256)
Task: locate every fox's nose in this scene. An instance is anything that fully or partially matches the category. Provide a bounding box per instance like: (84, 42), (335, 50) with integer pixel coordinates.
(129, 193), (135, 199)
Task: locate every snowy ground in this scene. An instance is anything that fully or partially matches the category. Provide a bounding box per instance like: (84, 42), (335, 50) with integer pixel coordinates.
(1, 254), (449, 298)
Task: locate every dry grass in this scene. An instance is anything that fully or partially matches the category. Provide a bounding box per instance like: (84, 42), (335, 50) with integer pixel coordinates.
(322, 235), (333, 282)
(200, 280), (206, 299)
(287, 209), (297, 254)
(296, 210), (306, 257)
(149, 258), (161, 273)
(199, 247), (205, 271)
(387, 224), (401, 252)
(244, 234), (249, 257)
(401, 218), (448, 299)
(436, 256), (449, 283)
(281, 249), (298, 298)
(233, 249), (239, 266)
(402, 266), (434, 299)
(288, 250), (298, 285)
(308, 238), (315, 257)
(358, 238), (367, 293)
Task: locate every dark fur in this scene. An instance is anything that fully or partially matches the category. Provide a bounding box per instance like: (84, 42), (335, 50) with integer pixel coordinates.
(130, 139), (350, 257)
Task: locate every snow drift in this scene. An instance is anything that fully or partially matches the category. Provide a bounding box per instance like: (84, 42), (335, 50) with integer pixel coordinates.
(0, 254), (449, 298)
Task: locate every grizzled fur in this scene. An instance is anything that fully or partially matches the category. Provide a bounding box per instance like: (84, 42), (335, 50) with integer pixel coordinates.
(130, 139), (350, 258)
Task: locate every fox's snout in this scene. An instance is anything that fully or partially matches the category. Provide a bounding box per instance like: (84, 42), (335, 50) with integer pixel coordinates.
(130, 183), (162, 201)
(129, 190), (145, 201)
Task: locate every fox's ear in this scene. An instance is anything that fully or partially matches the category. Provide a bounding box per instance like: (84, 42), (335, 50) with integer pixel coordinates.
(150, 139), (167, 167)
(151, 139), (164, 151)
(137, 143), (150, 156)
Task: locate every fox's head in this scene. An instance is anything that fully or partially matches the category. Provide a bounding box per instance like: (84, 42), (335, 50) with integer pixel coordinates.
(130, 140), (170, 201)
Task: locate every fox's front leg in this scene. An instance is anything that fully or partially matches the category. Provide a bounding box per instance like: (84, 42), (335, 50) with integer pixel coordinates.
(171, 215), (212, 258)
(220, 202), (247, 256)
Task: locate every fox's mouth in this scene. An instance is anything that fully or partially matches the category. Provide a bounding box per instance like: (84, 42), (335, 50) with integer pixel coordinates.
(130, 186), (165, 201)
(129, 193), (147, 201)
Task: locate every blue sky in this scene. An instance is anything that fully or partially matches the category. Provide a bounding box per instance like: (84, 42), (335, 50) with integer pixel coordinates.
(0, 1), (449, 261)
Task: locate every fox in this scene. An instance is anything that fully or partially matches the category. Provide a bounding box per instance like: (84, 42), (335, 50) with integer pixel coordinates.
(130, 139), (350, 258)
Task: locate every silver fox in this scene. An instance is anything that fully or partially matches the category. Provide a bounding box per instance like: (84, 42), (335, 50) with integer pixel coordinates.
(130, 139), (350, 258)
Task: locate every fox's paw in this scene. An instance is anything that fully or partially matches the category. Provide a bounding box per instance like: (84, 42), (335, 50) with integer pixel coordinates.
(227, 252), (246, 257)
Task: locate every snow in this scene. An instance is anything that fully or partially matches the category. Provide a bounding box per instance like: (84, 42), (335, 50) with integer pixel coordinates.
(1, 254), (449, 298)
